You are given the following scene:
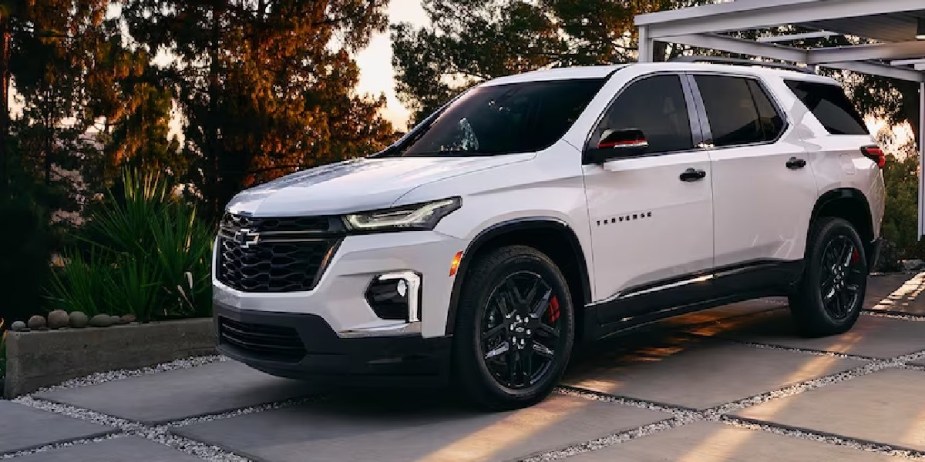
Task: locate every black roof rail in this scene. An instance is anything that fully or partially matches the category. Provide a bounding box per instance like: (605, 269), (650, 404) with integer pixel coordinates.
(670, 56), (815, 74)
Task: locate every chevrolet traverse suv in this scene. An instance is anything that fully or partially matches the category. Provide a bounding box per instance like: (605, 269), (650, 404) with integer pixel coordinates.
(213, 61), (885, 409)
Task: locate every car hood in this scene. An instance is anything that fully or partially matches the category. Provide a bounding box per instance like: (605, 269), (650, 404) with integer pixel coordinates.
(227, 155), (528, 216)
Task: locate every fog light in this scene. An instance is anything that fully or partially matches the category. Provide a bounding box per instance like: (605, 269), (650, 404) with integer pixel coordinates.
(365, 271), (421, 322)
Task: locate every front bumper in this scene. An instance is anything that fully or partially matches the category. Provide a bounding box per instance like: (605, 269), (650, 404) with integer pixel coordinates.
(213, 230), (466, 339)
(214, 302), (452, 385)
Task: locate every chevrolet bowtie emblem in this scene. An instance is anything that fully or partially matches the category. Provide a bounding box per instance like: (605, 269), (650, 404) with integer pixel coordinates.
(233, 228), (260, 249)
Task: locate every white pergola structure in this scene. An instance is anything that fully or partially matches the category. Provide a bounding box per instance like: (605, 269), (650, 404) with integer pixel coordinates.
(635, 0), (925, 237)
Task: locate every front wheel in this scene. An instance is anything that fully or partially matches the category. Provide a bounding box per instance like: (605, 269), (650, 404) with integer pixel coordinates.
(789, 217), (868, 337)
(452, 245), (575, 410)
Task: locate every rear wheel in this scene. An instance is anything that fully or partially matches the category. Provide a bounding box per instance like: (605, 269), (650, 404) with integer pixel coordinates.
(453, 245), (575, 410)
(789, 217), (867, 337)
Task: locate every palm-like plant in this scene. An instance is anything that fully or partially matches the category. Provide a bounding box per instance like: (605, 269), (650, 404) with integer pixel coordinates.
(48, 170), (214, 322)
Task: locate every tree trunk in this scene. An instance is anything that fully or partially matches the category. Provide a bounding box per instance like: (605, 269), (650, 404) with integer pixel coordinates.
(0, 14), (11, 194)
(206, 6), (221, 218)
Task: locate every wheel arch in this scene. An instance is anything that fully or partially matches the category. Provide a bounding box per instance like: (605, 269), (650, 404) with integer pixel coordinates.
(445, 218), (592, 339)
(809, 188), (876, 253)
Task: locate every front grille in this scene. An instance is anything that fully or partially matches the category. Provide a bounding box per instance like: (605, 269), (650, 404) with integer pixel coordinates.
(216, 213), (344, 293)
(219, 317), (306, 362)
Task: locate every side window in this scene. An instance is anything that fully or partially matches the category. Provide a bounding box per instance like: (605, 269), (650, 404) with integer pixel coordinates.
(748, 80), (785, 141)
(593, 75), (693, 154)
(695, 75), (784, 147)
(785, 80), (868, 135)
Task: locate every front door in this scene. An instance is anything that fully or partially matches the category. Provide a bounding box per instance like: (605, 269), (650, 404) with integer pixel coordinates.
(582, 73), (715, 325)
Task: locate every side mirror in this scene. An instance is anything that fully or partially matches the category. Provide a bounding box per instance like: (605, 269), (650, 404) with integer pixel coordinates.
(585, 128), (649, 164)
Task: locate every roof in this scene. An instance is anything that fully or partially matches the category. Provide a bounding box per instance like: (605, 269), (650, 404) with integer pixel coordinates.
(479, 62), (837, 87)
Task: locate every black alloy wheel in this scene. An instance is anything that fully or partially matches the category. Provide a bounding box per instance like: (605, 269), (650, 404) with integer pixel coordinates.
(480, 271), (562, 389)
(818, 234), (865, 320)
(453, 245), (575, 409)
(789, 217), (867, 337)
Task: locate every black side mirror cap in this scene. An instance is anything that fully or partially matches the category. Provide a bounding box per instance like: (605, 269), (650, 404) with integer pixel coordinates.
(584, 128), (649, 164)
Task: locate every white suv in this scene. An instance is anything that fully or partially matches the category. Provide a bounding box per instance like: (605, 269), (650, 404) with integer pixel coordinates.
(213, 61), (885, 409)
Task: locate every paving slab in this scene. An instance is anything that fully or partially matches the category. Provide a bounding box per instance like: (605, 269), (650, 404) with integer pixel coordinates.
(734, 368), (925, 451)
(688, 309), (925, 358)
(0, 401), (115, 454)
(564, 335), (862, 409)
(173, 392), (669, 462)
(568, 422), (909, 461)
(866, 272), (925, 315)
(35, 361), (320, 424)
(12, 436), (201, 462)
(656, 299), (786, 330)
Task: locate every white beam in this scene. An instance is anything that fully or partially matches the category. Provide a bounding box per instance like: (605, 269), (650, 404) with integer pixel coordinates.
(823, 61), (925, 82)
(643, 0), (925, 39)
(664, 34), (808, 63)
(808, 41), (925, 65)
(638, 26), (654, 63)
(916, 64), (925, 71)
(636, 0), (819, 26)
(893, 58), (925, 66)
(757, 31), (839, 43)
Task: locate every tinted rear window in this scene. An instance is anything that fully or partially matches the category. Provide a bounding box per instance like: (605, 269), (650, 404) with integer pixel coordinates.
(399, 79), (605, 157)
(786, 80), (868, 135)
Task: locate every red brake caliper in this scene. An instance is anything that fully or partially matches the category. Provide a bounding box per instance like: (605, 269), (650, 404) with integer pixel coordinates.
(547, 296), (560, 323)
(850, 248), (861, 264)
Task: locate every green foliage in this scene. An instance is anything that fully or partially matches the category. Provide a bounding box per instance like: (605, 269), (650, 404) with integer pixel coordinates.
(49, 250), (109, 317)
(121, 0), (395, 218)
(392, 0), (712, 123)
(881, 154), (918, 253)
(48, 170), (213, 322)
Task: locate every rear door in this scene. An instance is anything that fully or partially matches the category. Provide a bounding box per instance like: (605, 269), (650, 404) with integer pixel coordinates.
(582, 72), (715, 324)
(691, 73), (817, 292)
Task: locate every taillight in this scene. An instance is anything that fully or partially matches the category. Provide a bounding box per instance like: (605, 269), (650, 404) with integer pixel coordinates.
(861, 145), (885, 168)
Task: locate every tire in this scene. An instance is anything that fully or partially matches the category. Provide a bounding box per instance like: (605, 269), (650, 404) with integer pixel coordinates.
(452, 245), (575, 410)
(789, 217), (868, 337)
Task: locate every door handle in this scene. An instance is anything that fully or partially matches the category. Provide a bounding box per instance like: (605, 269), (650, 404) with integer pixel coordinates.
(786, 157), (807, 169)
(679, 168), (707, 182)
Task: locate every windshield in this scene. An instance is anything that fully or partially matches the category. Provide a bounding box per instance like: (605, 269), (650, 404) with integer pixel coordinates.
(397, 79), (606, 157)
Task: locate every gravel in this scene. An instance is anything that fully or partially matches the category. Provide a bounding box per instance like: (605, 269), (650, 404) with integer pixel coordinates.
(528, 347), (925, 461)
(30, 355), (227, 394)
(721, 417), (925, 460)
(5, 355), (254, 461)
(861, 310), (925, 321)
(0, 434), (127, 460)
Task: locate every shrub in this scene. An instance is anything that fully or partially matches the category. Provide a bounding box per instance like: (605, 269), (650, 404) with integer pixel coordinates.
(48, 170), (214, 322)
(0, 196), (52, 323)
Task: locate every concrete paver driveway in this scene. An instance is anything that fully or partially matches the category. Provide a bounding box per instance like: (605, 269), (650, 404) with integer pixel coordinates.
(3, 272), (925, 461)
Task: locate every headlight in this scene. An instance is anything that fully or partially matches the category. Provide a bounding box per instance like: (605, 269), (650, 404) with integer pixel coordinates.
(343, 197), (461, 232)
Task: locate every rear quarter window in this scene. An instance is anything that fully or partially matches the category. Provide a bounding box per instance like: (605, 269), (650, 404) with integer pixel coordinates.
(785, 80), (868, 135)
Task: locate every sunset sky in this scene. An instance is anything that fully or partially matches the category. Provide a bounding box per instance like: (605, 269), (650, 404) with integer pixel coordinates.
(355, 1), (429, 130)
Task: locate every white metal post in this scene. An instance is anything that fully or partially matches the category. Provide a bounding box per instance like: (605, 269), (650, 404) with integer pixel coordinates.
(919, 83), (925, 239)
(638, 26), (654, 62)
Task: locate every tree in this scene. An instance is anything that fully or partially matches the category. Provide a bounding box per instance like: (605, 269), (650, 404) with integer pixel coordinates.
(85, 23), (182, 183)
(392, 0), (711, 123)
(122, 0), (395, 218)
